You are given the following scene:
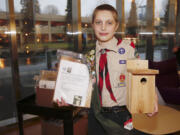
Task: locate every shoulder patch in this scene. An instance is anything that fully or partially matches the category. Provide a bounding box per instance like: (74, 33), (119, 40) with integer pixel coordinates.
(130, 41), (135, 48)
(117, 39), (122, 46)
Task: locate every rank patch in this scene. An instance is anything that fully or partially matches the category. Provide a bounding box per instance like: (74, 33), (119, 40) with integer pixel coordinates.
(120, 74), (125, 82)
(118, 74), (126, 87)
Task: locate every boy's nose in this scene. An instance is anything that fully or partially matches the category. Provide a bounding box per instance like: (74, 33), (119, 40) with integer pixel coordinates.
(101, 23), (106, 30)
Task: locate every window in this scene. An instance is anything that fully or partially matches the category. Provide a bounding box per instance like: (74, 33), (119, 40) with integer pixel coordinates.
(0, 0), (16, 125)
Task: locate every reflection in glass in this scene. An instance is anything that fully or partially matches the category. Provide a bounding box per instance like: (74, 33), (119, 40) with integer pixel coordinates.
(126, 0), (138, 37)
(0, 0), (7, 12)
(176, 0), (180, 45)
(26, 57), (31, 65)
(0, 0), (17, 123)
(0, 58), (5, 69)
(20, 0), (38, 46)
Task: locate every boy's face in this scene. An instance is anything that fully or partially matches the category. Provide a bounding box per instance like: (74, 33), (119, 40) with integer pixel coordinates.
(92, 10), (119, 45)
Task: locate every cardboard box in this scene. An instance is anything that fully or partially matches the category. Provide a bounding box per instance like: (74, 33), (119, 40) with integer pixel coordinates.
(36, 86), (55, 107)
(36, 70), (57, 107)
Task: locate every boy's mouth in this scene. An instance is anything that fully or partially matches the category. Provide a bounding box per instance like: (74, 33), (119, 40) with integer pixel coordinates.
(99, 33), (108, 36)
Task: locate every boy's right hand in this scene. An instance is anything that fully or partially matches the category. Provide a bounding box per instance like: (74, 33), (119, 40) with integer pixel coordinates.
(56, 97), (70, 107)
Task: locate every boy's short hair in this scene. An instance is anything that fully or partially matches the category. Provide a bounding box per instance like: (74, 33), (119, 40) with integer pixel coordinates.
(92, 4), (119, 23)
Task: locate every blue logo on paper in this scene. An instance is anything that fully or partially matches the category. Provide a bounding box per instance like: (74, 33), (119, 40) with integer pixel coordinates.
(119, 60), (126, 64)
(118, 48), (125, 54)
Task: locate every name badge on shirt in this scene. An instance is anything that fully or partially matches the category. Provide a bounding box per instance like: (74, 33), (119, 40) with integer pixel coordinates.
(117, 83), (126, 87)
(119, 60), (126, 64)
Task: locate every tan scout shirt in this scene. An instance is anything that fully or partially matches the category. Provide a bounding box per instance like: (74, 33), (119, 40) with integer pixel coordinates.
(96, 37), (135, 107)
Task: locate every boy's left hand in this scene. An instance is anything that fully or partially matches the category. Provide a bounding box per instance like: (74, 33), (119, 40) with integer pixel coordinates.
(146, 92), (158, 117)
(146, 101), (158, 117)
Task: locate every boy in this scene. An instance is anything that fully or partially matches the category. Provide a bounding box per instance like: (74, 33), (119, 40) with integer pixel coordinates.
(88, 4), (158, 135)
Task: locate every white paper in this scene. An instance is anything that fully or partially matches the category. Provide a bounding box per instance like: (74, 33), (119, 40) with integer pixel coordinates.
(53, 59), (90, 107)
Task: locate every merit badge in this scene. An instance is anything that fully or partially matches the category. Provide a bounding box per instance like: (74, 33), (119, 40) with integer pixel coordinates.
(118, 48), (125, 54)
(119, 60), (126, 64)
(124, 118), (133, 130)
(118, 74), (126, 87)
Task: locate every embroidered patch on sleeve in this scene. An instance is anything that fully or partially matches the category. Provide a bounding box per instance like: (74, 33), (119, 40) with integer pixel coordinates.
(134, 50), (140, 59)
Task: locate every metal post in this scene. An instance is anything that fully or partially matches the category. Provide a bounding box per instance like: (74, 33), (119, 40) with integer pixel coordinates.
(146, 36), (154, 61)
(116, 0), (125, 38)
(46, 49), (52, 70)
(19, 20), (24, 49)
(8, 0), (21, 100)
(145, 0), (155, 61)
(48, 20), (52, 42)
(168, 0), (176, 58)
(168, 36), (175, 59)
(72, 0), (82, 52)
(176, 0), (180, 46)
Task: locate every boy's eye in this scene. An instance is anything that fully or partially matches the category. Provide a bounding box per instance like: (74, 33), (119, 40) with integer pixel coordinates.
(95, 21), (101, 25)
(107, 21), (113, 25)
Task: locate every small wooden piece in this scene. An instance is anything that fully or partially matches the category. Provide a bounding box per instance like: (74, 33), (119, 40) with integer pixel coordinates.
(127, 60), (159, 114)
(126, 59), (148, 69)
(127, 69), (159, 75)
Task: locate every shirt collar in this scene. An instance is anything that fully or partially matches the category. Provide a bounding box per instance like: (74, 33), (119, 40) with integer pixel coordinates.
(96, 37), (118, 53)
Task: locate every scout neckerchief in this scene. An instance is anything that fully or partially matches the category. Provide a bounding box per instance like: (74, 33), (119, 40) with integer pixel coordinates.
(98, 49), (117, 105)
(98, 38), (122, 105)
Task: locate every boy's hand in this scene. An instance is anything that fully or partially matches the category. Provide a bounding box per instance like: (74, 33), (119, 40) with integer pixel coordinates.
(146, 92), (158, 117)
(146, 101), (158, 117)
(56, 97), (70, 107)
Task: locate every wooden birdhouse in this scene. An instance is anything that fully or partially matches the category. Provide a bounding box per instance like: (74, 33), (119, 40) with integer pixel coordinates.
(126, 60), (159, 114)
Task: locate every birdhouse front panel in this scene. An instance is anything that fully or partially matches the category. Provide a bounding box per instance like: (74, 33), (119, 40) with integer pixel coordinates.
(127, 74), (156, 114)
